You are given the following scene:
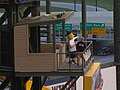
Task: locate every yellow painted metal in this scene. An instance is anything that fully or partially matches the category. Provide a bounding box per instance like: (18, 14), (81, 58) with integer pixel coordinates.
(25, 77), (50, 90)
(84, 77), (92, 90)
(84, 62), (101, 90)
(42, 86), (51, 90)
(85, 62), (100, 77)
(26, 78), (33, 90)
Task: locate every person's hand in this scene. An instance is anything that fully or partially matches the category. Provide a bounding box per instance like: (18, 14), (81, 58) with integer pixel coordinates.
(75, 41), (78, 44)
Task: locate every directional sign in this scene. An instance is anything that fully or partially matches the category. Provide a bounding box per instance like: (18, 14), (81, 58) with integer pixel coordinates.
(80, 23), (105, 31)
(80, 22), (106, 36)
(56, 24), (72, 31)
(92, 28), (106, 35)
(72, 24), (80, 30)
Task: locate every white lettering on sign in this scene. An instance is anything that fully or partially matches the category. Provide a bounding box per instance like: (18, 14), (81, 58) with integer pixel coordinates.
(83, 49), (91, 61)
(47, 82), (75, 90)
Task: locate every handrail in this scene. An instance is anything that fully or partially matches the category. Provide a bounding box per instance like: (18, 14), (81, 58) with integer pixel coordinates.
(56, 41), (93, 72)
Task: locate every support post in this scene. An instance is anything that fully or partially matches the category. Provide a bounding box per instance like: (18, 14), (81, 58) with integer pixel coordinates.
(81, 0), (87, 40)
(74, 0), (77, 11)
(53, 24), (56, 53)
(46, 0), (51, 42)
(96, 0), (98, 11)
(62, 22), (65, 41)
(114, 0), (120, 89)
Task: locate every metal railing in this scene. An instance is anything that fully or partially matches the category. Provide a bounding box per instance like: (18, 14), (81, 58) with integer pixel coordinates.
(56, 41), (93, 72)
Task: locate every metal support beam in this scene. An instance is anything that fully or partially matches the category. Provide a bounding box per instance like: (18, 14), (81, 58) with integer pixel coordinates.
(60, 76), (79, 90)
(0, 27), (2, 66)
(32, 77), (40, 90)
(40, 76), (48, 90)
(10, 76), (16, 90)
(16, 78), (25, 90)
(2, 0), (16, 67)
(7, 1), (18, 89)
(47, 25), (51, 42)
(46, 0), (51, 14)
(29, 27), (40, 53)
(0, 77), (10, 90)
(31, 1), (40, 16)
(46, 0), (51, 42)
(0, 12), (6, 25)
(0, 4), (7, 8)
(30, 2), (41, 90)
(66, 76), (79, 90)
(0, 3), (18, 90)
(60, 77), (73, 90)
(62, 22), (65, 41)
(74, 0), (77, 11)
(53, 24), (56, 53)
(22, 7), (31, 18)
(30, 1), (40, 52)
(0, 16), (6, 66)
(114, 0), (120, 89)
(29, 1), (40, 53)
(81, 0), (87, 39)
(95, 0), (98, 11)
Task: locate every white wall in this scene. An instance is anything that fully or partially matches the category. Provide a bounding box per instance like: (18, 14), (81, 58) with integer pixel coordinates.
(76, 76), (83, 90)
(76, 66), (116, 90)
(101, 66), (116, 90)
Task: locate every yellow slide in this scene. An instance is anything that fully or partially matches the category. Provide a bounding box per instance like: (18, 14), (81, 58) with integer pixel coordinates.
(42, 86), (51, 90)
(26, 77), (50, 90)
(26, 77), (33, 90)
(0, 76), (50, 90)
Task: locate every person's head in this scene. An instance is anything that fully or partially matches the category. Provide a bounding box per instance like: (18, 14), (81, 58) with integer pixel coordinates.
(66, 31), (75, 40)
(81, 37), (85, 41)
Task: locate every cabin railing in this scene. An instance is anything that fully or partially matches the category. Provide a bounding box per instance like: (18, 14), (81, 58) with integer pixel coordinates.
(56, 41), (93, 71)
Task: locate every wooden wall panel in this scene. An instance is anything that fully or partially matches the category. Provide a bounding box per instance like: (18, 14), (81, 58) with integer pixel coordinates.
(14, 25), (57, 72)
(15, 53), (56, 72)
(40, 43), (66, 65)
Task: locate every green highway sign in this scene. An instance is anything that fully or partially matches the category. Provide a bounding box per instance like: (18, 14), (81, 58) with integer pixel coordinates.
(56, 24), (72, 31)
(80, 23), (105, 31)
